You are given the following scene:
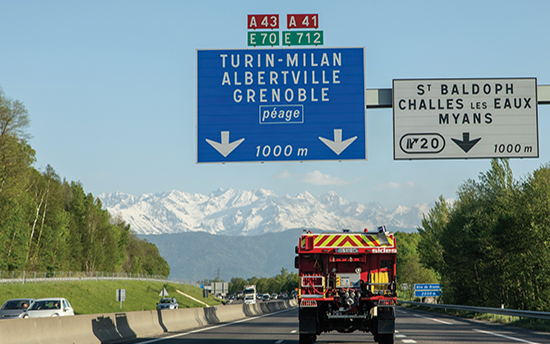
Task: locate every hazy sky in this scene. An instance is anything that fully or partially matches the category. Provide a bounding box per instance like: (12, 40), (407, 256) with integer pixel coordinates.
(1, 0), (549, 210)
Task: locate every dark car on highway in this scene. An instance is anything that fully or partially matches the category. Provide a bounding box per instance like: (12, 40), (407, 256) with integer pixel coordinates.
(156, 298), (178, 310)
(0, 298), (34, 319)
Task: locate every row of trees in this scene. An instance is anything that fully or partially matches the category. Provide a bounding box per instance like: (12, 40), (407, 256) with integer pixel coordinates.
(394, 231), (438, 300)
(418, 159), (550, 311)
(0, 88), (169, 276)
(227, 268), (299, 296)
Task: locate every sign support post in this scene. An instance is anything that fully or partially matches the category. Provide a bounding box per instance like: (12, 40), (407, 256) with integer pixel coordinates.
(116, 289), (126, 309)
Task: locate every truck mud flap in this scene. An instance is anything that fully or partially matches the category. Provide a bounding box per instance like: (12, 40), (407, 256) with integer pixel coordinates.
(299, 307), (318, 334)
(377, 306), (395, 334)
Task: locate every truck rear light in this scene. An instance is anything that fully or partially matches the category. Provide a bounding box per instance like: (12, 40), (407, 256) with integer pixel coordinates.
(301, 275), (324, 287)
(300, 299), (318, 307)
(378, 299), (395, 306)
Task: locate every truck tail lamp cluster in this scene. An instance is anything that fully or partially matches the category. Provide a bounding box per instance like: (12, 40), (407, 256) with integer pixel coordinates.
(300, 299), (318, 307)
(377, 299), (395, 306)
(301, 275), (324, 287)
(300, 274), (325, 296)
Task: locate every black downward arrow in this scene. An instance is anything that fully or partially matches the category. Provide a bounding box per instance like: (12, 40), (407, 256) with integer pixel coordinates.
(451, 132), (481, 153)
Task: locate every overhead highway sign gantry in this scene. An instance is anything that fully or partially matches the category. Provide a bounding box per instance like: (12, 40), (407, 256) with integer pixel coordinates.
(196, 47), (366, 164)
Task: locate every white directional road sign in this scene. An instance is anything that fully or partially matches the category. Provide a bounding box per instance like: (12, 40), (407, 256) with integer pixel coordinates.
(197, 47), (366, 163)
(393, 78), (538, 160)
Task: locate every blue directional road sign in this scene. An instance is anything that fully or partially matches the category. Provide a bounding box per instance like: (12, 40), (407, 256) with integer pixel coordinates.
(414, 283), (441, 291)
(196, 47), (365, 163)
(415, 290), (441, 297)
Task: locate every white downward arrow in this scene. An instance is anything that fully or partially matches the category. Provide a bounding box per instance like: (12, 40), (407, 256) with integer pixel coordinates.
(319, 129), (357, 155)
(205, 131), (244, 157)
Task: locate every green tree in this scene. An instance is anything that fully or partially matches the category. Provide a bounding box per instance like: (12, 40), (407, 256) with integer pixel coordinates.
(0, 88), (35, 271)
(520, 164), (550, 310)
(0, 87), (170, 278)
(492, 163), (550, 311)
(122, 232), (170, 277)
(395, 231), (438, 300)
(417, 196), (450, 275)
(0, 197), (29, 270)
(439, 159), (517, 306)
(228, 277), (247, 295)
(64, 181), (87, 271)
(26, 165), (70, 271)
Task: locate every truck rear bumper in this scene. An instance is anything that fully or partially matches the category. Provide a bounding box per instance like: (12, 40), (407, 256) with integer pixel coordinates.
(327, 314), (368, 319)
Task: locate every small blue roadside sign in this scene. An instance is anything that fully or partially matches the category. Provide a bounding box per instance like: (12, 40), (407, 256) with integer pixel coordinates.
(415, 290), (441, 297)
(414, 283), (441, 290)
(196, 47), (365, 163)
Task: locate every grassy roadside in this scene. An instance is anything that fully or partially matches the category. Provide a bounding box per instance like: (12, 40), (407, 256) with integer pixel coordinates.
(0, 280), (222, 315)
(400, 302), (550, 332)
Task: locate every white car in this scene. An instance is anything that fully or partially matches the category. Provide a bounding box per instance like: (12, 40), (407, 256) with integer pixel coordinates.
(23, 298), (74, 318)
(244, 295), (256, 304)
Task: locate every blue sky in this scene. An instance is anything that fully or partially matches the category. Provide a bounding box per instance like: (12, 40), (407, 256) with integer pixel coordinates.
(1, 0), (549, 210)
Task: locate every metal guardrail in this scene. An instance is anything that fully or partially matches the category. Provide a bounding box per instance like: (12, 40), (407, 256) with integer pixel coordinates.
(0, 271), (199, 287)
(398, 300), (550, 321)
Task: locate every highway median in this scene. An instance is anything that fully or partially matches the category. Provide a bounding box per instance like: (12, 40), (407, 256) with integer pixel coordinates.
(0, 299), (298, 344)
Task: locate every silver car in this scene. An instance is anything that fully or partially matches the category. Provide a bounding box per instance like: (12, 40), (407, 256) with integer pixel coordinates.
(0, 298), (34, 319)
(23, 298), (74, 318)
(156, 298), (178, 310)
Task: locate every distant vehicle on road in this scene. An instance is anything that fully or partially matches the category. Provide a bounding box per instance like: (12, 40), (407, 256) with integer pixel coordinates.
(244, 285), (256, 301)
(236, 291), (243, 300)
(262, 294), (270, 302)
(271, 293), (278, 300)
(23, 298), (74, 318)
(156, 298), (179, 310)
(244, 295), (256, 305)
(0, 298), (34, 319)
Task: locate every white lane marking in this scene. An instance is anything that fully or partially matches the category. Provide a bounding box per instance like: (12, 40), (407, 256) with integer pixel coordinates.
(402, 340), (417, 343)
(135, 307), (296, 344)
(275, 340), (284, 344)
(176, 289), (210, 307)
(414, 314), (453, 325)
(396, 333), (406, 337)
(291, 330), (297, 333)
(474, 329), (541, 344)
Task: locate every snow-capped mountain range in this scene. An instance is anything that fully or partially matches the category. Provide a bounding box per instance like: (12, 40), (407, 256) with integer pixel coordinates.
(98, 188), (429, 236)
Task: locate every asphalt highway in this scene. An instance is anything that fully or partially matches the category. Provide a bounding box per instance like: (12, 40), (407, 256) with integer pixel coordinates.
(118, 306), (550, 344)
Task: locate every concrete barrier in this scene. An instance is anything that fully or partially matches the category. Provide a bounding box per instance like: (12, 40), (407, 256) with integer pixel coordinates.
(216, 303), (246, 323)
(0, 300), (297, 344)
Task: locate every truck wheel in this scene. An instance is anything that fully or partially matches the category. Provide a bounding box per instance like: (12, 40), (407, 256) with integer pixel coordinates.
(377, 333), (394, 344)
(299, 334), (316, 344)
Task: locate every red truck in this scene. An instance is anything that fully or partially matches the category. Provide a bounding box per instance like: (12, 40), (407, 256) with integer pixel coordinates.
(295, 227), (397, 344)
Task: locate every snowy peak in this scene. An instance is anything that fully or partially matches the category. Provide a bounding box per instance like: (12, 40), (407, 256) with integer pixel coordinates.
(99, 189), (427, 236)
